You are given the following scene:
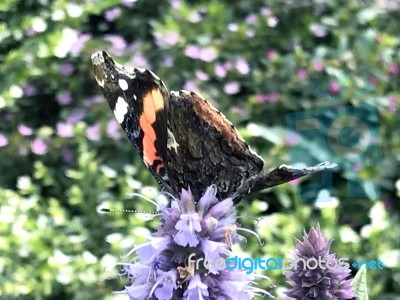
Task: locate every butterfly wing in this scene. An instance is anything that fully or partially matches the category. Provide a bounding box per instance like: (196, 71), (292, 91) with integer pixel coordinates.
(166, 90), (264, 199)
(91, 51), (172, 192)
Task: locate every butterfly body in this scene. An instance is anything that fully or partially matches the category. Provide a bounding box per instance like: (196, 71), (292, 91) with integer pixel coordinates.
(92, 51), (334, 202)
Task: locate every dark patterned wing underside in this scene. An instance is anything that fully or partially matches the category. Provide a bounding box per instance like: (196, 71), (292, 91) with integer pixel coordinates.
(166, 90), (264, 200)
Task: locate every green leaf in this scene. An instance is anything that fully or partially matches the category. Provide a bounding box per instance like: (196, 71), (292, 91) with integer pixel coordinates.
(352, 264), (369, 300)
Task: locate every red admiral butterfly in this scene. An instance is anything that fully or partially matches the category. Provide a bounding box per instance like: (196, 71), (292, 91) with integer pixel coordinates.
(91, 51), (334, 203)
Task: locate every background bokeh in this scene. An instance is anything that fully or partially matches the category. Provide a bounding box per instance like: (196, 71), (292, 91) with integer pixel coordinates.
(1, 0), (399, 299)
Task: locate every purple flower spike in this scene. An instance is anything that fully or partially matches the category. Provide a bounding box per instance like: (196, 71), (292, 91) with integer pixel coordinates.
(117, 186), (268, 299)
(284, 225), (354, 300)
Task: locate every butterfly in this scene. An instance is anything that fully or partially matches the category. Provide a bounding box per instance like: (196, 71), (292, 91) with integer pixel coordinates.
(91, 51), (334, 203)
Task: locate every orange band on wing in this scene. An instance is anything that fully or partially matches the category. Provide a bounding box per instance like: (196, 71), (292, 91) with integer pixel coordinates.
(139, 88), (165, 172)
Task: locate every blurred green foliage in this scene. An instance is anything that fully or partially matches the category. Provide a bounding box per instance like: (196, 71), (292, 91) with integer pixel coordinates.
(0, 0), (399, 299)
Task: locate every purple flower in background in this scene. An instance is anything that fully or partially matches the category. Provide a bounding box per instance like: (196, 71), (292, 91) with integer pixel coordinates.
(66, 109), (86, 124)
(31, 138), (47, 155)
(104, 7), (121, 22)
(117, 186), (270, 300)
(60, 63), (74, 76)
(369, 75), (378, 86)
(84, 95), (102, 107)
(107, 119), (121, 140)
(265, 49), (277, 59)
(199, 47), (217, 62)
(85, 124), (101, 141)
(104, 34), (126, 56)
(389, 63), (399, 74)
(310, 23), (327, 37)
(188, 11), (202, 23)
(261, 7), (272, 16)
(57, 91), (72, 105)
(236, 58), (250, 75)
(246, 29), (255, 38)
(18, 124), (33, 136)
(0, 133), (8, 147)
(267, 91), (279, 103)
(388, 95), (398, 113)
(162, 56), (174, 67)
(183, 80), (200, 93)
(184, 45), (201, 59)
(26, 28), (36, 36)
(297, 69), (308, 80)
(313, 61), (324, 72)
(256, 93), (267, 103)
(70, 33), (91, 54)
(23, 84), (37, 96)
(284, 226), (353, 300)
(61, 147), (74, 163)
(214, 63), (227, 78)
(245, 14), (257, 24)
(155, 32), (180, 47)
(121, 0), (135, 7)
(195, 70), (209, 81)
(329, 81), (341, 94)
(231, 106), (246, 116)
(57, 122), (74, 138)
(285, 132), (300, 146)
(224, 82), (240, 95)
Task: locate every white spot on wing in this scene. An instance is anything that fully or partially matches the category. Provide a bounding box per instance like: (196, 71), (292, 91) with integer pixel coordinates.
(167, 128), (179, 152)
(114, 96), (129, 123)
(118, 79), (128, 91)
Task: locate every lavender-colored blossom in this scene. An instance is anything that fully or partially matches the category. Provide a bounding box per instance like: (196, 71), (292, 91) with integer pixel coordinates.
(236, 58), (250, 75)
(389, 63), (399, 74)
(84, 95), (102, 107)
(18, 124), (33, 136)
(261, 7), (272, 16)
(199, 47), (217, 62)
(188, 11), (202, 23)
(162, 56), (174, 68)
(183, 80), (200, 93)
(284, 226), (353, 300)
(231, 106), (246, 116)
(224, 82), (240, 95)
(23, 84), (37, 96)
(70, 32), (91, 54)
(297, 69), (308, 80)
(313, 61), (324, 72)
(116, 186), (269, 300)
(60, 63), (74, 76)
(185, 45), (201, 59)
(85, 124), (101, 141)
(155, 32), (180, 47)
(246, 29), (255, 38)
(66, 109), (86, 124)
(256, 93), (267, 103)
(31, 138), (47, 155)
(310, 23), (327, 37)
(107, 119), (121, 140)
(57, 122), (74, 138)
(195, 70), (209, 81)
(285, 132), (300, 146)
(61, 147), (74, 163)
(104, 7), (121, 22)
(329, 81), (341, 94)
(267, 91), (279, 103)
(245, 14), (257, 24)
(388, 95), (398, 113)
(0, 133), (8, 147)
(121, 0), (135, 7)
(104, 34), (126, 56)
(57, 91), (72, 105)
(265, 49), (277, 59)
(214, 63), (227, 78)
(26, 28), (36, 36)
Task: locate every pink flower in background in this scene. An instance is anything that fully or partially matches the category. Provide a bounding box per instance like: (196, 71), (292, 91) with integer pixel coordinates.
(162, 56), (174, 67)
(86, 124), (101, 141)
(18, 124), (33, 136)
(188, 11), (202, 23)
(57, 122), (74, 138)
(199, 47), (217, 62)
(0, 133), (8, 147)
(26, 28), (36, 36)
(107, 120), (121, 140)
(246, 29), (255, 38)
(214, 63), (227, 78)
(104, 34), (126, 55)
(267, 91), (279, 103)
(352, 163), (362, 172)
(70, 33), (91, 54)
(223, 82), (240, 95)
(121, 0), (135, 7)
(183, 80), (200, 93)
(235, 58), (250, 75)
(155, 32), (180, 47)
(369, 75), (378, 86)
(313, 61), (324, 72)
(389, 95), (398, 113)
(60, 63), (74, 76)
(245, 14), (257, 24)
(31, 138), (47, 155)
(256, 93), (267, 103)
(104, 7), (121, 22)
(57, 91), (72, 105)
(329, 81), (341, 94)
(265, 49), (277, 59)
(195, 70), (209, 81)
(261, 7), (272, 16)
(185, 45), (201, 59)
(84, 95), (102, 107)
(23, 84), (37, 96)
(231, 106), (246, 116)
(389, 63), (399, 74)
(310, 23), (327, 37)
(171, 0), (181, 8)
(289, 178), (300, 186)
(297, 69), (308, 80)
